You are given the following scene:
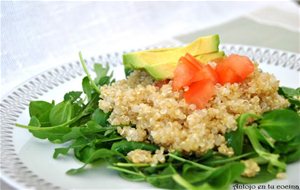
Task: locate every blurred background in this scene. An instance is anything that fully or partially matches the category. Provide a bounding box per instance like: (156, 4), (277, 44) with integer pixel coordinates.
(0, 1), (299, 189)
(1, 1), (299, 97)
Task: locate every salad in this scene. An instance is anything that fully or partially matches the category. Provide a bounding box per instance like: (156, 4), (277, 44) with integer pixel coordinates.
(17, 34), (300, 190)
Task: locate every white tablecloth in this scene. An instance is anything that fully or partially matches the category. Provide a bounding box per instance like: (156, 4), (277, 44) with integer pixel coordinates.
(2, 1), (299, 97)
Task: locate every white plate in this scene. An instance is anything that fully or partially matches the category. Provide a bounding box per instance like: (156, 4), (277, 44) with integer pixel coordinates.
(1, 45), (300, 190)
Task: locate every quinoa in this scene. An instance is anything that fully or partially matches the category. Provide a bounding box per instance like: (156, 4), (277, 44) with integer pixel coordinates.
(127, 148), (166, 165)
(241, 159), (261, 177)
(99, 66), (289, 158)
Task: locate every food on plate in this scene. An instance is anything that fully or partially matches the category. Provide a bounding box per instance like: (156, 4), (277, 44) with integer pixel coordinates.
(16, 34), (300, 190)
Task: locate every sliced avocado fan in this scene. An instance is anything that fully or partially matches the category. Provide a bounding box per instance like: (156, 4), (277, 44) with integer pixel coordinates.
(123, 34), (224, 80)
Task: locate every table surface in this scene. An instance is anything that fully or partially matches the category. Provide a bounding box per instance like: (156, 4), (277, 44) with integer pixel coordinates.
(1, 1), (300, 190)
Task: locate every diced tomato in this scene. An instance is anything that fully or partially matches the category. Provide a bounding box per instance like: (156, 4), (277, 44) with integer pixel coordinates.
(173, 53), (254, 109)
(172, 57), (199, 90)
(191, 64), (218, 84)
(183, 79), (216, 109)
(215, 54), (254, 84)
(184, 53), (203, 70)
(225, 54), (254, 80)
(217, 66), (242, 85)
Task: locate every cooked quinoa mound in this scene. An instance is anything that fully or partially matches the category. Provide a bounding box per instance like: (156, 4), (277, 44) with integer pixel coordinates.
(99, 66), (289, 158)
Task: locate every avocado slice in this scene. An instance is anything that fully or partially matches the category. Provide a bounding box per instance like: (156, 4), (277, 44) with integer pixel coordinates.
(185, 34), (220, 55)
(145, 51), (225, 80)
(123, 34), (222, 79)
(123, 34), (220, 69)
(123, 47), (184, 70)
(196, 51), (225, 63)
(145, 62), (178, 80)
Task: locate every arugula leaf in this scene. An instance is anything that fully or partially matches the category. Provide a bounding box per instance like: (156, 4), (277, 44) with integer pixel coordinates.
(111, 140), (159, 154)
(54, 137), (91, 159)
(68, 148), (122, 175)
(64, 91), (82, 103)
(49, 101), (73, 126)
(119, 172), (146, 182)
(244, 126), (286, 173)
(91, 108), (110, 126)
(66, 164), (88, 175)
(259, 109), (300, 142)
(79, 52), (100, 94)
(53, 147), (70, 158)
(94, 64), (109, 83)
(285, 147), (300, 163)
(278, 87), (300, 106)
(29, 101), (54, 126)
(108, 165), (145, 180)
(226, 113), (260, 155)
(168, 153), (213, 171)
(30, 126), (71, 143)
(147, 165), (181, 189)
(82, 76), (94, 101)
(29, 116), (41, 127)
(208, 162), (245, 188)
(182, 164), (213, 184)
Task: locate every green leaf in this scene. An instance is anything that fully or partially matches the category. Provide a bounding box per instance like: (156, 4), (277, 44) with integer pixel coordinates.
(244, 126), (286, 172)
(172, 174), (195, 190)
(64, 91), (82, 103)
(66, 164), (87, 175)
(82, 120), (110, 133)
(195, 183), (225, 190)
(236, 165), (276, 184)
(203, 152), (255, 166)
(69, 148), (121, 175)
(147, 165), (181, 189)
(29, 116), (41, 127)
(94, 64), (109, 83)
(29, 126), (71, 143)
(91, 108), (110, 126)
(74, 145), (97, 163)
(168, 153), (213, 171)
(86, 148), (120, 163)
(82, 76), (93, 100)
(98, 76), (112, 86)
(62, 127), (83, 142)
(208, 162), (245, 188)
(278, 87), (300, 112)
(108, 166), (145, 180)
(259, 109), (300, 142)
(119, 172), (145, 182)
(54, 137), (90, 159)
(49, 101), (73, 126)
(226, 113), (260, 155)
(182, 164), (213, 184)
(79, 52), (100, 94)
(275, 138), (299, 154)
(111, 140), (159, 154)
(279, 87), (299, 97)
(29, 101), (54, 126)
(285, 147), (300, 163)
(53, 147), (70, 158)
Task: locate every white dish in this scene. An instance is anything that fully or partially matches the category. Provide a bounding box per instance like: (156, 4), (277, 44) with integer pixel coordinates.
(1, 44), (300, 190)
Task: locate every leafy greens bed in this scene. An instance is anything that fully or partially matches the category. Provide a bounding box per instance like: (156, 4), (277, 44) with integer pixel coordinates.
(16, 53), (300, 190)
